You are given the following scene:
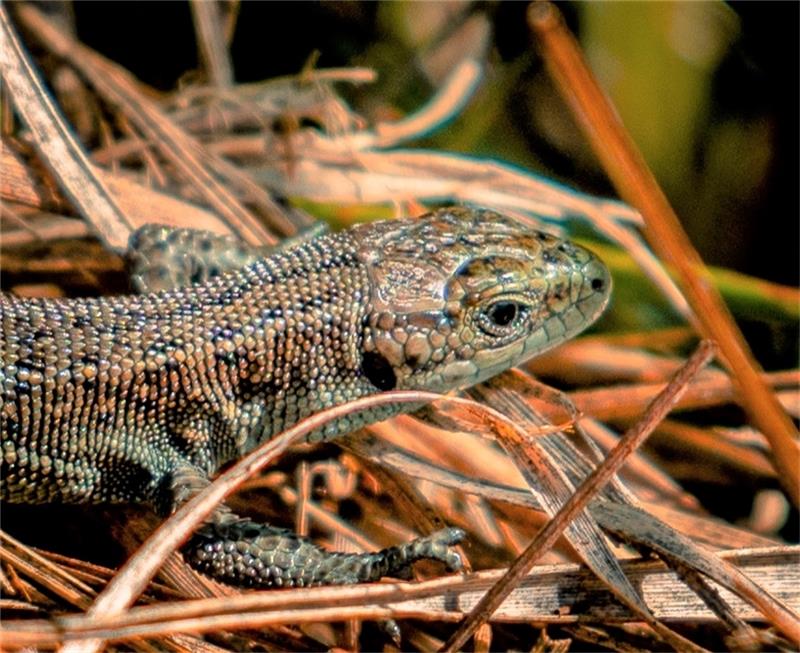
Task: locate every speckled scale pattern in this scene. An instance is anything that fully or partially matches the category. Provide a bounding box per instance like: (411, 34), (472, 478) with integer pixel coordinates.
(127, 225), (264, 294)
(0, 207), (611, 587)
(1, 230), (372, 504)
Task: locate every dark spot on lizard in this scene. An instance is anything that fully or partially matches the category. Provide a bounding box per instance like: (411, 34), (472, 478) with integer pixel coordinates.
(214, 351), (238, 367)
(360, 351), (397, 391)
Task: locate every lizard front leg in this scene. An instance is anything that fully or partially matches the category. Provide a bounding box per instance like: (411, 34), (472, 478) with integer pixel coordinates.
(165, 461), (464, 588)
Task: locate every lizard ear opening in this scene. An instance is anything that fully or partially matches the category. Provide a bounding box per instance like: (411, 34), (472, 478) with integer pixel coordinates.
(360, 351), (397, 391)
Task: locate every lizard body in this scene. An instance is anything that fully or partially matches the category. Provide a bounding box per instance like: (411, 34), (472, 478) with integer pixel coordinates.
(1, 207), (610, 587)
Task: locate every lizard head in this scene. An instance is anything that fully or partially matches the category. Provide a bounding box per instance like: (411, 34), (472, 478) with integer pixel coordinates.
(352, 207), (611, 393)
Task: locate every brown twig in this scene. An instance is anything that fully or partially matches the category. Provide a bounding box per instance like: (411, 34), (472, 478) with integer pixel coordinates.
(3, 547), (796, 647)
(0, 139), (235, 236)
(527, 0), (800, 505)
(0, 5), (133, 251)
(569, 369), (799, 422)
(190, 0), (234, 89)
(442, 340), (717, 652)
(14, 3), (287, 246)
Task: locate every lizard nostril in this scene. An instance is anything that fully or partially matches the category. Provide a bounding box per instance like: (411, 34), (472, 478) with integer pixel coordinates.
(591, 277), (605, 292)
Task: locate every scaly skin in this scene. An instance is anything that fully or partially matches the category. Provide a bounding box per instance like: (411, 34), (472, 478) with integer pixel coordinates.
(0, 207), (610, 587)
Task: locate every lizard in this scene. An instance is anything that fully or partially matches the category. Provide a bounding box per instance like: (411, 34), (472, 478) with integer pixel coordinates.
(0, 206), (611, 589)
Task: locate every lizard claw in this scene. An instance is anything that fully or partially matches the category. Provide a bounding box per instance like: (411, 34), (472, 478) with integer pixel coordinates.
(386, 526), (466, 575)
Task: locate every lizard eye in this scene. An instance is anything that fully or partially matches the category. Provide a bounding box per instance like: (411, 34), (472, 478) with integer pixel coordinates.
(477, 300), (530, 337)
(487, 301), (517, 326)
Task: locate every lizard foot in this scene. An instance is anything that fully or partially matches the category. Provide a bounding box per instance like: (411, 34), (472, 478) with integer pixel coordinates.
(184, 520), (465, 588)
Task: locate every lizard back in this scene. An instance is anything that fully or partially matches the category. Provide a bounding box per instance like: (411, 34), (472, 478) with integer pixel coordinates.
(1, 229), (372, 504)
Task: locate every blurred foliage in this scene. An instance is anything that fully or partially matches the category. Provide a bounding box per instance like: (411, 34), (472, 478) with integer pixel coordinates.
(583, 239), (799, 330)
(580, 2), (739, 196)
